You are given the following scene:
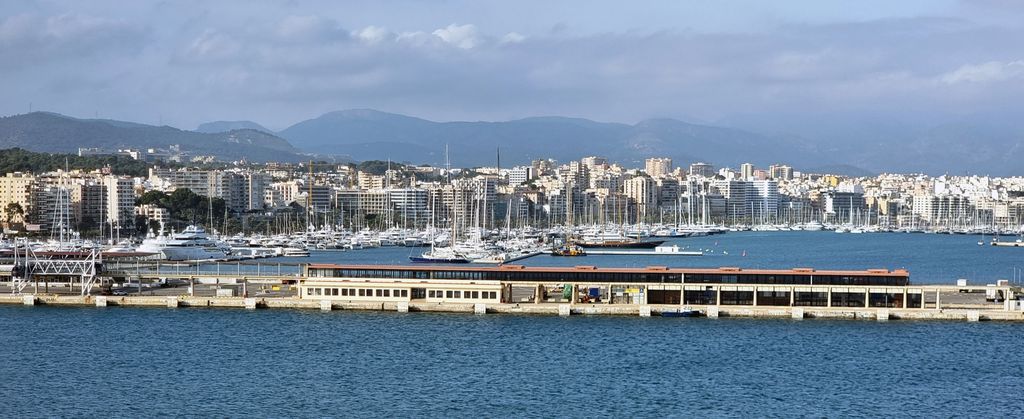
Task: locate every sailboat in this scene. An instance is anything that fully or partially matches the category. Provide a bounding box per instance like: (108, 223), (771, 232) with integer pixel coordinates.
(410, 145), (471, 264)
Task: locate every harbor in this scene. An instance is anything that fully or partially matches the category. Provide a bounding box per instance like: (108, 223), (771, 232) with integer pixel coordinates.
(2, 256), (1021, 322)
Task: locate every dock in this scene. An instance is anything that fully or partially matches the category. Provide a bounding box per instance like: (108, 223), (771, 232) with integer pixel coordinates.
(2, 294), (1022, 322)
(991, 241), (1024, 247)
(586, 249), (703, 256)
(1, 258), (1022, 322)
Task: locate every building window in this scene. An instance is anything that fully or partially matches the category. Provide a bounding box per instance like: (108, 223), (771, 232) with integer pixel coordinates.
(446, 291), (453, 298)
(383, 289), (391, 297)
(306, 288), (313, 296)
(471, 291), (479, 299)
(454, 291), (462, 298)
(358, 289), (365, 297)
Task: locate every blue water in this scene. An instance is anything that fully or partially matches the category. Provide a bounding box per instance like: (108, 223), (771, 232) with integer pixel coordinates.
(250, 231), (1023, 284)
(1, 306), (1022, 417)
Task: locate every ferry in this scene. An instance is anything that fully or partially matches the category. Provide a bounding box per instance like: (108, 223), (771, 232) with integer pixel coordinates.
(299, 264), (918, 308)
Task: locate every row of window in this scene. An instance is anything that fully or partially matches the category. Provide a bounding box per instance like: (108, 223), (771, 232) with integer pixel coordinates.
(306, 287), (410, 298)
(426, 290), (498, 300)
(307, 268), (909, 286)
(685, 274), (908, 286)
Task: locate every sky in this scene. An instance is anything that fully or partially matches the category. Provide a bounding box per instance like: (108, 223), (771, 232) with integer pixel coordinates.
(2, 0), (1023, 133)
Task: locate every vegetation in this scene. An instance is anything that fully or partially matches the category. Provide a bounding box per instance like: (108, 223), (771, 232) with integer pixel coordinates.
(136, 188), (228, 229)
(0, 148), (155, 177)
(356, 160), (407, 175)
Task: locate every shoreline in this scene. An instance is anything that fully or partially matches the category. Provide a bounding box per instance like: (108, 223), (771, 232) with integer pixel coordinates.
(4, 294), (1022, 322)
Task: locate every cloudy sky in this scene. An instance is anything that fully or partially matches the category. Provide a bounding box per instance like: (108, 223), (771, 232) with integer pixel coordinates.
(2, 0), (1023, 133)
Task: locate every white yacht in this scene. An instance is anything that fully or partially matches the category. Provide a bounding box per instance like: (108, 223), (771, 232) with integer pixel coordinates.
(138, 225), (230, 261)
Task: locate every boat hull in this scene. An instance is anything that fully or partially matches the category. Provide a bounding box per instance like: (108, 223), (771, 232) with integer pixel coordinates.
(409, 257), (471, 263)
(661, 310), (700, 318)
(578, 240), (665, 249)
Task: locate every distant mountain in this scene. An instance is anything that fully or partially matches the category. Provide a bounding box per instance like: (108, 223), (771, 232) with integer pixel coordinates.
(278, 109), (828, 170)
(0, 112), (302, 162)
(196, 120), (274, 134)
(277, 109), (1024, 175)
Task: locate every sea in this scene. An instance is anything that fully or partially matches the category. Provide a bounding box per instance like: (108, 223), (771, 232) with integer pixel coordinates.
(2, 231), (1023, 417)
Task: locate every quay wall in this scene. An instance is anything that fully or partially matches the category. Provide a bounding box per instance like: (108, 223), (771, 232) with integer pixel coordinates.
(2, 294), (1022, 322)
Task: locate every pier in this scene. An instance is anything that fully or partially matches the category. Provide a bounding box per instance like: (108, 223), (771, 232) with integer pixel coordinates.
(1, 260), (1021, 322)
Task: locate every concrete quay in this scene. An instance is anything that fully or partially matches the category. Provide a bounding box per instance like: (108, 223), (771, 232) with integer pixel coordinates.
(2, 294), (1022, 322)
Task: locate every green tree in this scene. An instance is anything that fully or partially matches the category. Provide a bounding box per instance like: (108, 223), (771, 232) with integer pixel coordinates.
(4, 202), (24, 224)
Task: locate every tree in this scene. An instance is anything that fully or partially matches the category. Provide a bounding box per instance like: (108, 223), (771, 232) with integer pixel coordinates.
(4, 202), (24, 224)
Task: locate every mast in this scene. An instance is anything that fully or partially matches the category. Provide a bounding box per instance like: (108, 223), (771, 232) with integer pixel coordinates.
(308, 160), (313, 229)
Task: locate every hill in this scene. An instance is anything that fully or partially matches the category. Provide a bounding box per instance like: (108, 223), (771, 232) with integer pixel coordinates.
(0, 112), (302, 162)
(196, 120), (274, 134)
(277, 109), (822, 169)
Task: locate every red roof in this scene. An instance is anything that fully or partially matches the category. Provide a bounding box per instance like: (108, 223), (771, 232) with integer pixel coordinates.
(305, 263), (908, 277)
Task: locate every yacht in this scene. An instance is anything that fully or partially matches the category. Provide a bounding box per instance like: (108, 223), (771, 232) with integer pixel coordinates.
(137, 225), (230, 261)
(282, 247), (311, 257)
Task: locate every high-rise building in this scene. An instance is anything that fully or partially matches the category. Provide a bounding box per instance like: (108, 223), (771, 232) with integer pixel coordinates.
(740, 163), (754, 181)
(103, 176), (135, 227)
(581, 156), (608, 171)
(0, 172), (36, 224)
(711, 179), (749, 220)
(624, 176), (657, 221)
(508, 166), (534, 185)
(645, 157), (673, 178)
(747, 180), (779, 220)
(769, 164), (794, 180)
(689, 162), (715, 178)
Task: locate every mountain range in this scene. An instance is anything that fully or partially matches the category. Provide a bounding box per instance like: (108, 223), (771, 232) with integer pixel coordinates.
(1, 109), (1021, 176)
(0, 112), (302, 162)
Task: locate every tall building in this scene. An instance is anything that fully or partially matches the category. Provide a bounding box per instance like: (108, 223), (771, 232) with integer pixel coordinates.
(747, 180), (779, 220)
(769, 164), (793, 180)
(508, 166), (534, 186)
(740, 163), (754, 181)
(580, 156), (608, 171)
(149, 167), (211, 196)
(823, 190), (867, 221)
(711, 179), (749, 220)
(245, 172), (272, 211)
(624, 176), (657, 222)
(103, 176), (135, 228)
(645, 158), (672, 178)
(208, 171), (247, 212)
(689, 162), (715, 178)
(388, 188), (429, 226)
(0, 172), (36, 224)
(656, 177), (680, 208)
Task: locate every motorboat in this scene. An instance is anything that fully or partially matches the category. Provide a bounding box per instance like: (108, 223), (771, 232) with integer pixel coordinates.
(137, 225), (229, 261)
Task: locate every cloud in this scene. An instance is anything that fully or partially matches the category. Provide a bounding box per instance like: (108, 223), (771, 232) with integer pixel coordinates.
(2, 4), (1024, 137)
(432, 23), (481, 49)
(501, 32), (526, 44)
(183, 29), (242, 61)
(275, 15), (348, 42)
(940, 60), (1024, 84)
(0, 13), (144, 64)
(354, 25), (390, 44)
